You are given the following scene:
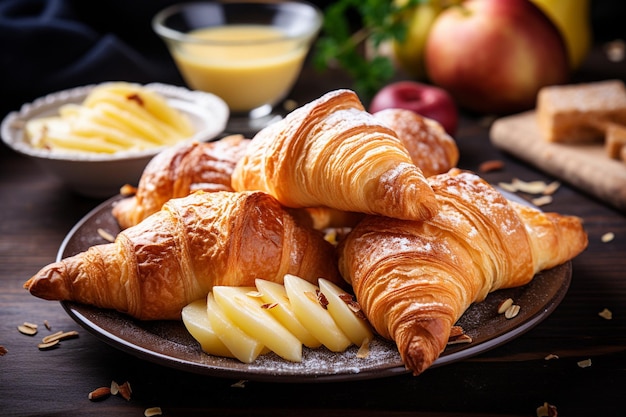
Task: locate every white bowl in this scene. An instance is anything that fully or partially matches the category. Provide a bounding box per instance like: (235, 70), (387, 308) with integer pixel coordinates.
(1, 82), (229, 198)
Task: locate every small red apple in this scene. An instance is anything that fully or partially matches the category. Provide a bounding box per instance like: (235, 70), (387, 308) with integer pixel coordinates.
(424, 0), (569, 115)
(369, 81), (459, 135)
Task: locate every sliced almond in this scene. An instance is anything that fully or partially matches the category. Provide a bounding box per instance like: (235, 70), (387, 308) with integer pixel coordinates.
(601, 232), (615, 243)
(504, 304), (521, 319)
(497, 298), (514, 315)
(447, 334), (473, 345)
(532, 195), (553, 207)
(38, 340), (60, 350)
(598, 308), (613, 320)
(97, 228), (116, 243)
(17, 324), (38, 336)
(88, 387), (111, 401)
(117, 381), (132, 401)
(356, 338), (370, 359)
(230, 380), (248, 388)
(479, 159), (504, 173)
(144, 407), (163, 417)
(41, 330), (79, 344)
(577, 358), (592, 368)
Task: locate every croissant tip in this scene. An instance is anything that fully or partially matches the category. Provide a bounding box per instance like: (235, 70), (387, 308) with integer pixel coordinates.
(23, 277), (33, 290)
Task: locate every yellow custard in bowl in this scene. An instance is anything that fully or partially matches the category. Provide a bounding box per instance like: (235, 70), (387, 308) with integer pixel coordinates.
(172, 25), (308, 113)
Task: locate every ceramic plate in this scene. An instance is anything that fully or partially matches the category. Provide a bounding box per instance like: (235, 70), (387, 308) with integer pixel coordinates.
(58, 195), (571, 383)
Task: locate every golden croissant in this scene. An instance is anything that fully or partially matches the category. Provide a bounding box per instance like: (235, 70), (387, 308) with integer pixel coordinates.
(338, 169), (588, 375)
(25, 190), (343, 320)
(232, 89), (439, 222)
(372, 108), (459, 177)
(113, 135), (250, 229)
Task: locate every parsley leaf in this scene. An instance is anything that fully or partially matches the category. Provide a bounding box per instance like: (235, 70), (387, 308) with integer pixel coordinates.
(313, 0), (425, 100)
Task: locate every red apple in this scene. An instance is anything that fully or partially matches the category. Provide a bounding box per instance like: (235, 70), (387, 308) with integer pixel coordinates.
(424, 0), (569, 115)
(369, 81), (459, 135)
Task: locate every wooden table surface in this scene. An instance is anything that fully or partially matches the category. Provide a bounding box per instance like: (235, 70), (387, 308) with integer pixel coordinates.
(1, 45), (625, 417)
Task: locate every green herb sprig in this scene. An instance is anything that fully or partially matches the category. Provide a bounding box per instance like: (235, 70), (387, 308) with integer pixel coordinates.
(314, 0), (424, 100)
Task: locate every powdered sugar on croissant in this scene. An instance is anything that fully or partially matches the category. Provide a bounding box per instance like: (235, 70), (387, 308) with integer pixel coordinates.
(232, 89), (439, 222)
(338, 169), (588, 375)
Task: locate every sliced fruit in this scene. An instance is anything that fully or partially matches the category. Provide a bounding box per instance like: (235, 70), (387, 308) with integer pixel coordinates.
(213, 286), (302, 362)
(205, 293), (265, 363)
(181, 298), (234, 358)
(255, 278), (321, 349)
(283, 274), (352, 352)
(318, 278), (374, 346)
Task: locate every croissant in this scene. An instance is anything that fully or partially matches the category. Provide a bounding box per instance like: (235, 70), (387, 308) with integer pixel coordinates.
(25, 190), (343, 320)
(372, 108), (459, 177)
(112, 135), (250, 229)
(338, 169), (588, 375)
(232, 89), (439, 222)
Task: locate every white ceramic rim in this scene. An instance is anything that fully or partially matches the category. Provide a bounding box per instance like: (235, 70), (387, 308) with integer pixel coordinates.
(0, 82), (229, 162)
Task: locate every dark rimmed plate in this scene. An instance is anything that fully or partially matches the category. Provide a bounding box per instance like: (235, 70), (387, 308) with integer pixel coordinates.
(58, 195), (571, 383)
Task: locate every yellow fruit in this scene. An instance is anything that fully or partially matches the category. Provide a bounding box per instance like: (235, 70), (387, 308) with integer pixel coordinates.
(205, 293), (265, 363)
(181, 299), (234, 358)
(213, 286), (303, 362)
(530, 0), (591, 69)
(392, 0), (443, 79)
(283, 274), (352, 352)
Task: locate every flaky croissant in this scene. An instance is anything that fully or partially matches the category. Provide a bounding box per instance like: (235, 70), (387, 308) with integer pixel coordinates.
(338, 169), (588, 375)
(112, 135), (250, 229)
(373, 108), (459, 177)
(232, 89), (439, 222)
(25, 190), (343, 320)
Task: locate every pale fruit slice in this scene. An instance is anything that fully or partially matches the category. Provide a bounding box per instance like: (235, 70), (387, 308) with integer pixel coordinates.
(205, 293), (265, 363)
(181, 299), (234, 358)
(213, 286), (302, 362)
(318, 278), (374, 346)
(255, 278), (321, 349)
(283, 274), (352, 352)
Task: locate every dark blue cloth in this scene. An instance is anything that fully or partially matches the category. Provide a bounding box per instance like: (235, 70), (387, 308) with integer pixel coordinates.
(0, 0), (184, 117)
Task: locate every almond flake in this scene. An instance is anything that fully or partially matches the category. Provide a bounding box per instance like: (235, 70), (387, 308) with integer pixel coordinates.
(479, 159), (504, 173)
(497, 181), (518, 193)
(504, 304), (521, 319)
(449, 326), (464, 338)
(542, 181), (561, 195)
(304, 291), (318, 303)
(42, 330), (79, 344)
(38, 340), (60, 350)
(97, 228), (116, 243)
(316, 291), (329, 309)
(23, 322), (38, 330)
(601, 232), (615, 243)
(119, 184), (137, 196)
(544, 354), (559, 360)
(577, 358), (592, 368)
(447, 334), (473, 345)
(497, 298), (514, 314)
(356, 338), (371, 359)
(144, 407), (163, 417)
(44, 320), (51, 330)
(17, 324), (38, 336)
(88, 387), (111, 401)
(536, 402), (558, 417)
(110, 380), (119, 395)
(532, 195), (553, 207)
(231, 380), (248, 388)
(598, 308), (613, 320)
(512, 178), (549, 194)
(117, 381), (132, 401)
